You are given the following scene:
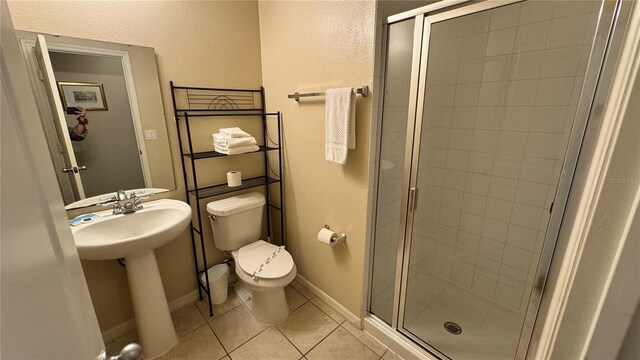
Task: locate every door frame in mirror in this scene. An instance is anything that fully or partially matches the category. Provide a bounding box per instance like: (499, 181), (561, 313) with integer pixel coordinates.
(20, 36), (153, 202)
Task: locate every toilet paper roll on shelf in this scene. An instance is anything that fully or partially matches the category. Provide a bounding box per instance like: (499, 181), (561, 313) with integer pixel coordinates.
(317, 225), (346, 247)
(227, 171), (242, 187)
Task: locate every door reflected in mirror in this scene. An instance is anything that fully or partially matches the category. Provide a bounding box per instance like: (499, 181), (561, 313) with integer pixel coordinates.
(51, 52), (147, 197)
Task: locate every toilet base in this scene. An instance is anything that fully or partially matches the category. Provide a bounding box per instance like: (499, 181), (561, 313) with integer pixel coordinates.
(235, 282), (290, 324)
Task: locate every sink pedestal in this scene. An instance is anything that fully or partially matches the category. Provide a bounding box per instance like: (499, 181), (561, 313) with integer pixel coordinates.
(125, 249), (177, 358)
(71, 199), (192, 358)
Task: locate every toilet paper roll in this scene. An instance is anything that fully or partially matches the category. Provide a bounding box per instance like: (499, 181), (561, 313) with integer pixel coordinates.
(227, 171), (242, 187)
(317, 228), (337, 247)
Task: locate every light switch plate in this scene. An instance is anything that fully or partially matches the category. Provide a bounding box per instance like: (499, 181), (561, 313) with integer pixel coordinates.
(145, 129), (157, 140)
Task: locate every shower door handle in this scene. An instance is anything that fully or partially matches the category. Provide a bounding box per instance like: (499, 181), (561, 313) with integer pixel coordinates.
(409, 187), (419, 212)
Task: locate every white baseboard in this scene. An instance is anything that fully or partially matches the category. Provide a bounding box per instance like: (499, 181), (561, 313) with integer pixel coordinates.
(168, 289), (200, 312)
(104, 277), (360, 343)
(102, 318), (137, 344)
(101, 290), (199, 343)
(295, 275), (360, 324)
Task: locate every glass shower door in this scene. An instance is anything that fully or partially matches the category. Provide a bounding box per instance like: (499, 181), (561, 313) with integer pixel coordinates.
(398, 1), (602, 359)
(369, 17), (417, 324)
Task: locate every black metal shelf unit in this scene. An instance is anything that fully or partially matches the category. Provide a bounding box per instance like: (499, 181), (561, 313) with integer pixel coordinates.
(170, 82), (284, 317)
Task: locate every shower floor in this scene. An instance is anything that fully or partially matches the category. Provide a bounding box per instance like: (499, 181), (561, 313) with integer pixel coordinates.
(403, 271), (524, 360)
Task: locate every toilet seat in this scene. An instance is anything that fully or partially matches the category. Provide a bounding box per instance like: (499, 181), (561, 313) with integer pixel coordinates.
(236, 240), (294, 280)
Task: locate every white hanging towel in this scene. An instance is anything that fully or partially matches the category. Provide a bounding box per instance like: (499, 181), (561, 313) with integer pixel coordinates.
(219, 127), (251, 138)
(325, 88), (356, 164)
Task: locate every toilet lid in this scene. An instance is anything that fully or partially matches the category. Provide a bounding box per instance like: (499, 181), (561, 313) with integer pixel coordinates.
(238, 240), (294, 279)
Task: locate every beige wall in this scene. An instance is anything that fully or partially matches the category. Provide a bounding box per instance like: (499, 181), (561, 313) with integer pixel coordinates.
(618, 299), (640, 360)
(587, 211), (640, 359)
(551, 53), (640, 359)
(9, 0), (378, 330)
(258, 0), (376, 315)
(8, 0), (263, 331)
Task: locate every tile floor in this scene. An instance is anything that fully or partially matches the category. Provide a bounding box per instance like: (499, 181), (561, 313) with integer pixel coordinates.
(106, 280), (403, 360)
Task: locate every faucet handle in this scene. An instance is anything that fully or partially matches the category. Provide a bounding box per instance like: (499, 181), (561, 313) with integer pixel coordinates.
(100, 200), (122, 215)
(131, 194), (147, 211)
(111, 202), (124, 215)
(116, 190), (128, 201)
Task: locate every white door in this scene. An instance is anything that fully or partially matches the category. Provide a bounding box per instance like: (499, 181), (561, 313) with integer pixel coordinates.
(34, 34), (87, 199)
(1, 2), (104, 358)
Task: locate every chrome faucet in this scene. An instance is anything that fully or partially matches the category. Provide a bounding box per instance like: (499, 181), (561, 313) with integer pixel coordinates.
(108, 190), (145, 215)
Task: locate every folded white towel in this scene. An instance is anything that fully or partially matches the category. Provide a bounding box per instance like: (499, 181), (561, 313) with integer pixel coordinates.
(213, 141), (258, 151)
(214, 144), (259, 155)
(325, 88), (356, 164)
(219, 127), (251, 138)
(213, 133), (257, 147)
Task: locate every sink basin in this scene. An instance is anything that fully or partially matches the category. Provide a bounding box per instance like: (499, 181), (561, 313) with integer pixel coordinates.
(72, 199), (191, 260)
(71, 199), (191, 358)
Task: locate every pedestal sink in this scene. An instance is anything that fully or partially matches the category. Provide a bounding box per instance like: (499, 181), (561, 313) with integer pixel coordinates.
(72, 199), (191, 359)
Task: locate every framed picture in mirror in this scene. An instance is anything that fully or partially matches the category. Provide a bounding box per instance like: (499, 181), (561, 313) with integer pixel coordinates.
(57, 81), (108, 111)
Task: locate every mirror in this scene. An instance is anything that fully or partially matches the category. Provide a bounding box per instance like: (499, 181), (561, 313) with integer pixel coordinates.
(16, 31), (176, 209)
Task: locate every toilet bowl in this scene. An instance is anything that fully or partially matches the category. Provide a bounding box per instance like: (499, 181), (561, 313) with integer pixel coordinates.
(206, 193), (296, 324)
(231, 240), (297, 323)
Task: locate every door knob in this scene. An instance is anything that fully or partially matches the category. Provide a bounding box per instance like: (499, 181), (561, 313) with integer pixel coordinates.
(109, 343), (143, 360)
(61, 165), (87, 173)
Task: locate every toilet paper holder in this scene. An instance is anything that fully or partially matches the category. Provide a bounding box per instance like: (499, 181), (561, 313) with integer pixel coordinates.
(323, 224), (347, 244)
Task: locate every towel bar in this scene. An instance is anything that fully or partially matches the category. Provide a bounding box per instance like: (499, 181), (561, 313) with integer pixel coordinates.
(288, 85), (369, 101)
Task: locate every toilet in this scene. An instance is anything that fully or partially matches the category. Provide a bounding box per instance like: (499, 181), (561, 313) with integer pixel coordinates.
(206, 192), (296, 324)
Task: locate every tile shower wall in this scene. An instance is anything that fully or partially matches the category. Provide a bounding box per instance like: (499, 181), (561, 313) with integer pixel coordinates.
(410, 1), (600, 312)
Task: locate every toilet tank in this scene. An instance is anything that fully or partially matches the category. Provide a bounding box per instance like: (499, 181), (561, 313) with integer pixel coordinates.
(206, 192), (265, 251)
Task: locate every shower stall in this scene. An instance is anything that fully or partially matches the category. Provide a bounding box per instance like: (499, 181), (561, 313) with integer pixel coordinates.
(367, 0), (628, 358)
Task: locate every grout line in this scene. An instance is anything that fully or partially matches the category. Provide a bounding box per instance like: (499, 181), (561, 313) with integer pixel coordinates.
(226, 325), (271, 357)
(180, 321), (209, 339)
(290, 280), (315, 301)
(309, 297), (345, 325)
(339, 321), (390, 357)
(178, 315), (208, 338)
(227, 287), (316, 356)
(287, 283), (305, 300)
(278, 299), (341, 356)
(307, 299), (340, 325)
(195, 291), (243, 322)
(302, 324), (341, 356)
(178, 301), (207, 334)
(380, 350), (388, 360)
(227, 289), (312, 357)
(274, 326), (305, 358)
(286, 285), (310, 313)
(206, 321), (230, 356)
